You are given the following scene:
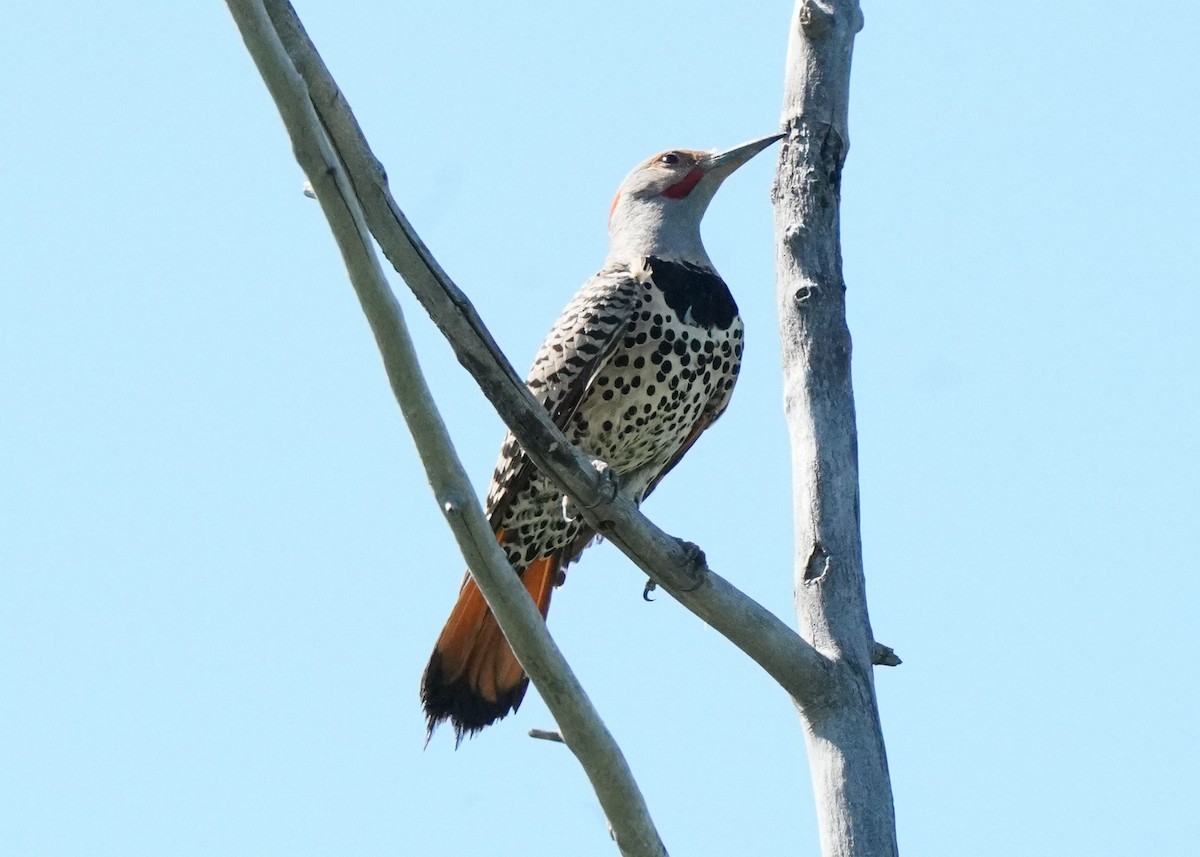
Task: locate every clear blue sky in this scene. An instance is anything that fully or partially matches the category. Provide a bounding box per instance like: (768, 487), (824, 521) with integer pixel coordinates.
(3, 2), (1198, 855)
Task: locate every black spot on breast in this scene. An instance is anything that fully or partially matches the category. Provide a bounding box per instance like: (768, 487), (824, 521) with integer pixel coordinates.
(647, 257), (739, 330)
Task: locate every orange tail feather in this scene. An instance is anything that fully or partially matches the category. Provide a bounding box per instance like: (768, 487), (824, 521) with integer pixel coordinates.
(421, 553), (558, 743)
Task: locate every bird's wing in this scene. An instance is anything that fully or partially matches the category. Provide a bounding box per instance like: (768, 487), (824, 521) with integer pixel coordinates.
(485, 264), (644, 529)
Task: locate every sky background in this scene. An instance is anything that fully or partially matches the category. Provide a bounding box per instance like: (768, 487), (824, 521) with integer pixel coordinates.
(3, 1), (1198, 855)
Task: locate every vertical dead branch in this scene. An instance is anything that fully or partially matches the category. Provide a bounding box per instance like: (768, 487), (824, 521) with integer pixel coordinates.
(773, 1), (899, 855)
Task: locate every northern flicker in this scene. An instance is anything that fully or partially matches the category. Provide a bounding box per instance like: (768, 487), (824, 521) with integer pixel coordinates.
(421, 133), (783, 741)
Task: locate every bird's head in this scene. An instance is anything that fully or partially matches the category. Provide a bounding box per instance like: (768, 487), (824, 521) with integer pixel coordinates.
(606, 133), (784, 266)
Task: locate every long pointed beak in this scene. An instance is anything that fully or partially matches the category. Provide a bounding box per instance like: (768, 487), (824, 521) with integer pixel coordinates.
(699, 132), (785, 175)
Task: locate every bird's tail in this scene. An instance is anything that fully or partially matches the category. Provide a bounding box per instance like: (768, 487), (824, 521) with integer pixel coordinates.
(420, 550), (559, 743)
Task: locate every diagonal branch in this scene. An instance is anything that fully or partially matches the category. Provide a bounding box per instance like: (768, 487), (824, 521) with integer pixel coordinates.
(225, 3), (665, 855)
(261, 0), (836, 710)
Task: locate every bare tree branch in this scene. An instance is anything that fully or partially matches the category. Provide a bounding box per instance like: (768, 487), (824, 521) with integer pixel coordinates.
(260, 0), (837, 710)
(230, 1), (901, 853)
(774, 1), (899, 855)
(225, 3), (665, 854)
(871, 642), (902, 667)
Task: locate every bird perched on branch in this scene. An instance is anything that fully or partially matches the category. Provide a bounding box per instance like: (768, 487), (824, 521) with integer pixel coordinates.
(421, 133), (783, 742)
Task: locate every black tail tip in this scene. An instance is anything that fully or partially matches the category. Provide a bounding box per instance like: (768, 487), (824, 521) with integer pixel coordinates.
(421, 653), (530, 747)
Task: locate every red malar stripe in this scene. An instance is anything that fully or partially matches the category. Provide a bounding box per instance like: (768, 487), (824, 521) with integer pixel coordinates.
(661, 167), (704, 199)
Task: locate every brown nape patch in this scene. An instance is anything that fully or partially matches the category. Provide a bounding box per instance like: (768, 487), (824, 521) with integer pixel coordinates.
(420, 554), (560, 745)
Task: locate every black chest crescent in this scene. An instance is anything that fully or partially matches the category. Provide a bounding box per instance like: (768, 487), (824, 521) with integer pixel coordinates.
(646, 256), (739, 330)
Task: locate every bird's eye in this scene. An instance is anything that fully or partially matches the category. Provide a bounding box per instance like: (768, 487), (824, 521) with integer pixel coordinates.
(659, 152), (681, 165)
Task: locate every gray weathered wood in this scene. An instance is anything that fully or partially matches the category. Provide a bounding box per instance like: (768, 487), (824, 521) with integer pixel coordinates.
(225, 3), (666, 854)
(773, 1), (899, 855)
(229, 0), (899, 852)
(259, 0), (835, 706)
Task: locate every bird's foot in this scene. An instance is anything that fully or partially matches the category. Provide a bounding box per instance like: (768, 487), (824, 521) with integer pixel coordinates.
(676, 539), (707, 591)
(564, 458), (617, 521)
(582, 458), (619, 509)
(642, 579), (657, 602)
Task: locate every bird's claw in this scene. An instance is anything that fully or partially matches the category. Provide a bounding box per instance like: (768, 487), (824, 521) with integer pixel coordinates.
(564, 456), (615, 519)
(582, 458), (619, 509)
(642, 580), (657, 602)
(676, 539), (707, 591)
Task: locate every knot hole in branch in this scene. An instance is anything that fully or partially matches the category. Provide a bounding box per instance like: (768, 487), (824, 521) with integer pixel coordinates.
(820, 125), (847, 192)
(803, 542), (830, 583)
(799, 0), (835, 37)
(799, 1), (864, 38)
(794, 282), (820, 305)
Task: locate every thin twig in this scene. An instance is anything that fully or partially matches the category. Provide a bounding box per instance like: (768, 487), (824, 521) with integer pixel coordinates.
(871, 643), (902, 667)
